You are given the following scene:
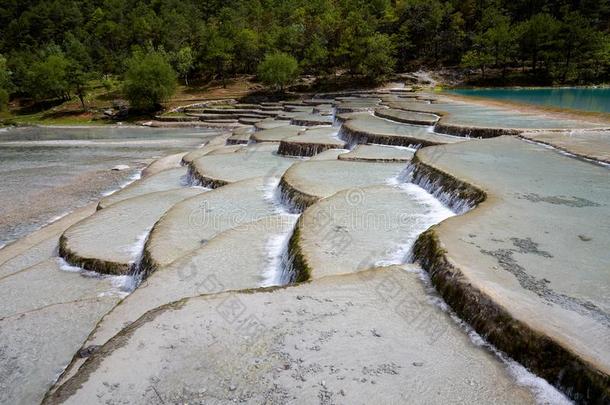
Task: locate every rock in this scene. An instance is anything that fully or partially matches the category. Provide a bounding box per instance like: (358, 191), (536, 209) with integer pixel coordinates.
(111, 164), (130, 171)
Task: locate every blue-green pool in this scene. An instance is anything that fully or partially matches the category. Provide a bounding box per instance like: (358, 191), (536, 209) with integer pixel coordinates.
(446, 87), (610, 113)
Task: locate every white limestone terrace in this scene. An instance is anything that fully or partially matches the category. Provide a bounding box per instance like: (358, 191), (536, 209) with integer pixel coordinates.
(519, 129), (610, 165)
(278, 159), (405, 210)
(340, 112), (464, 148)
(142, 176), (282, 270)
(382, 93), (609, 139)
(409, 136), (610, 401)
(44, 268), (574, 405)
(1, 88), (608, 405)
(187, 147), (299, 188)
(289, 184), (455, 280)
(278, 126), (347, 157)
(59, 188), (203, 275)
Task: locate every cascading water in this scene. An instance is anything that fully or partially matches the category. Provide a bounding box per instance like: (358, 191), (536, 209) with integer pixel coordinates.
(261, 177), (301, 286)
(57, 257), (135, 298)
(402, 162), (476, 214)
(121, 227), (153, 291)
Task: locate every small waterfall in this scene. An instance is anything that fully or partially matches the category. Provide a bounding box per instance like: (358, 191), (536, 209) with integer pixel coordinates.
(337, 126), (360, 149)
(261, 177), (302, 286)
(184, 164), (201, 186)
(271, 178), (308, 214)
(402, 163), (476, 214)
(122, 227), (153, 291)
(261, 219), (298, 286)
(383, 176), (455, 265)
(57, 257), (137, 298)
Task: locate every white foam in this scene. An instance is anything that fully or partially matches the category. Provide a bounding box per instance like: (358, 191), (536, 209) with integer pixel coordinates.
(375, 179), (455, 266)
(125, 227), (152, 264)
(57, 258), (84, 273)
(367, 143), (418, 153)
(262, 177), (302, 216)
(261, 216), (299, 287)
(260, 177), (302, 286)
(109, 274), (140, 294)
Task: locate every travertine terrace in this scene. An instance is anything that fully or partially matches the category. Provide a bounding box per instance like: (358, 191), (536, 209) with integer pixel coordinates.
(2, 88), (609, 405)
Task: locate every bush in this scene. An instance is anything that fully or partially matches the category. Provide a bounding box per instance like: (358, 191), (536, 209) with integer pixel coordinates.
(257, 52), (299, 91)
(102, 76), (117, 92)
(123, 52), (177, 111)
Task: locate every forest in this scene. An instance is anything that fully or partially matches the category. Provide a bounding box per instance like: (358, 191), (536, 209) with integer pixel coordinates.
(0, 0), (609, 110)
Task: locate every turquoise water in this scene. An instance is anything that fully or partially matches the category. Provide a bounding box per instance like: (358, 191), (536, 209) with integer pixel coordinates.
(447, 87), (610, 113)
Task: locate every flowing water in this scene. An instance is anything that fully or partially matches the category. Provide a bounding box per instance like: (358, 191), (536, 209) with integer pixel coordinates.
(0, 126), (218, 247)
(447, 87), (610, 113)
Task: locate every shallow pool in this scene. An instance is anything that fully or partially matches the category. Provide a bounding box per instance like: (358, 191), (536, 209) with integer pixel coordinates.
(0, 126), (217, 247)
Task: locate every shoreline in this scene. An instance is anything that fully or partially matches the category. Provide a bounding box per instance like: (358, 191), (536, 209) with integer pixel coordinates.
(433, 92), (610, 125)
(443, 84), (610, 90)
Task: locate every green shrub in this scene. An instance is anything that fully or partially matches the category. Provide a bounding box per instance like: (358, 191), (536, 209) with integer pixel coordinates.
(123, 52), (177, 111)
(257, 52), (299, 91)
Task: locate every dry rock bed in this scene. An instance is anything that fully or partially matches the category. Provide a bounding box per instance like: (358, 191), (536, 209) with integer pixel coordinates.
(1, 89), (609, 405)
